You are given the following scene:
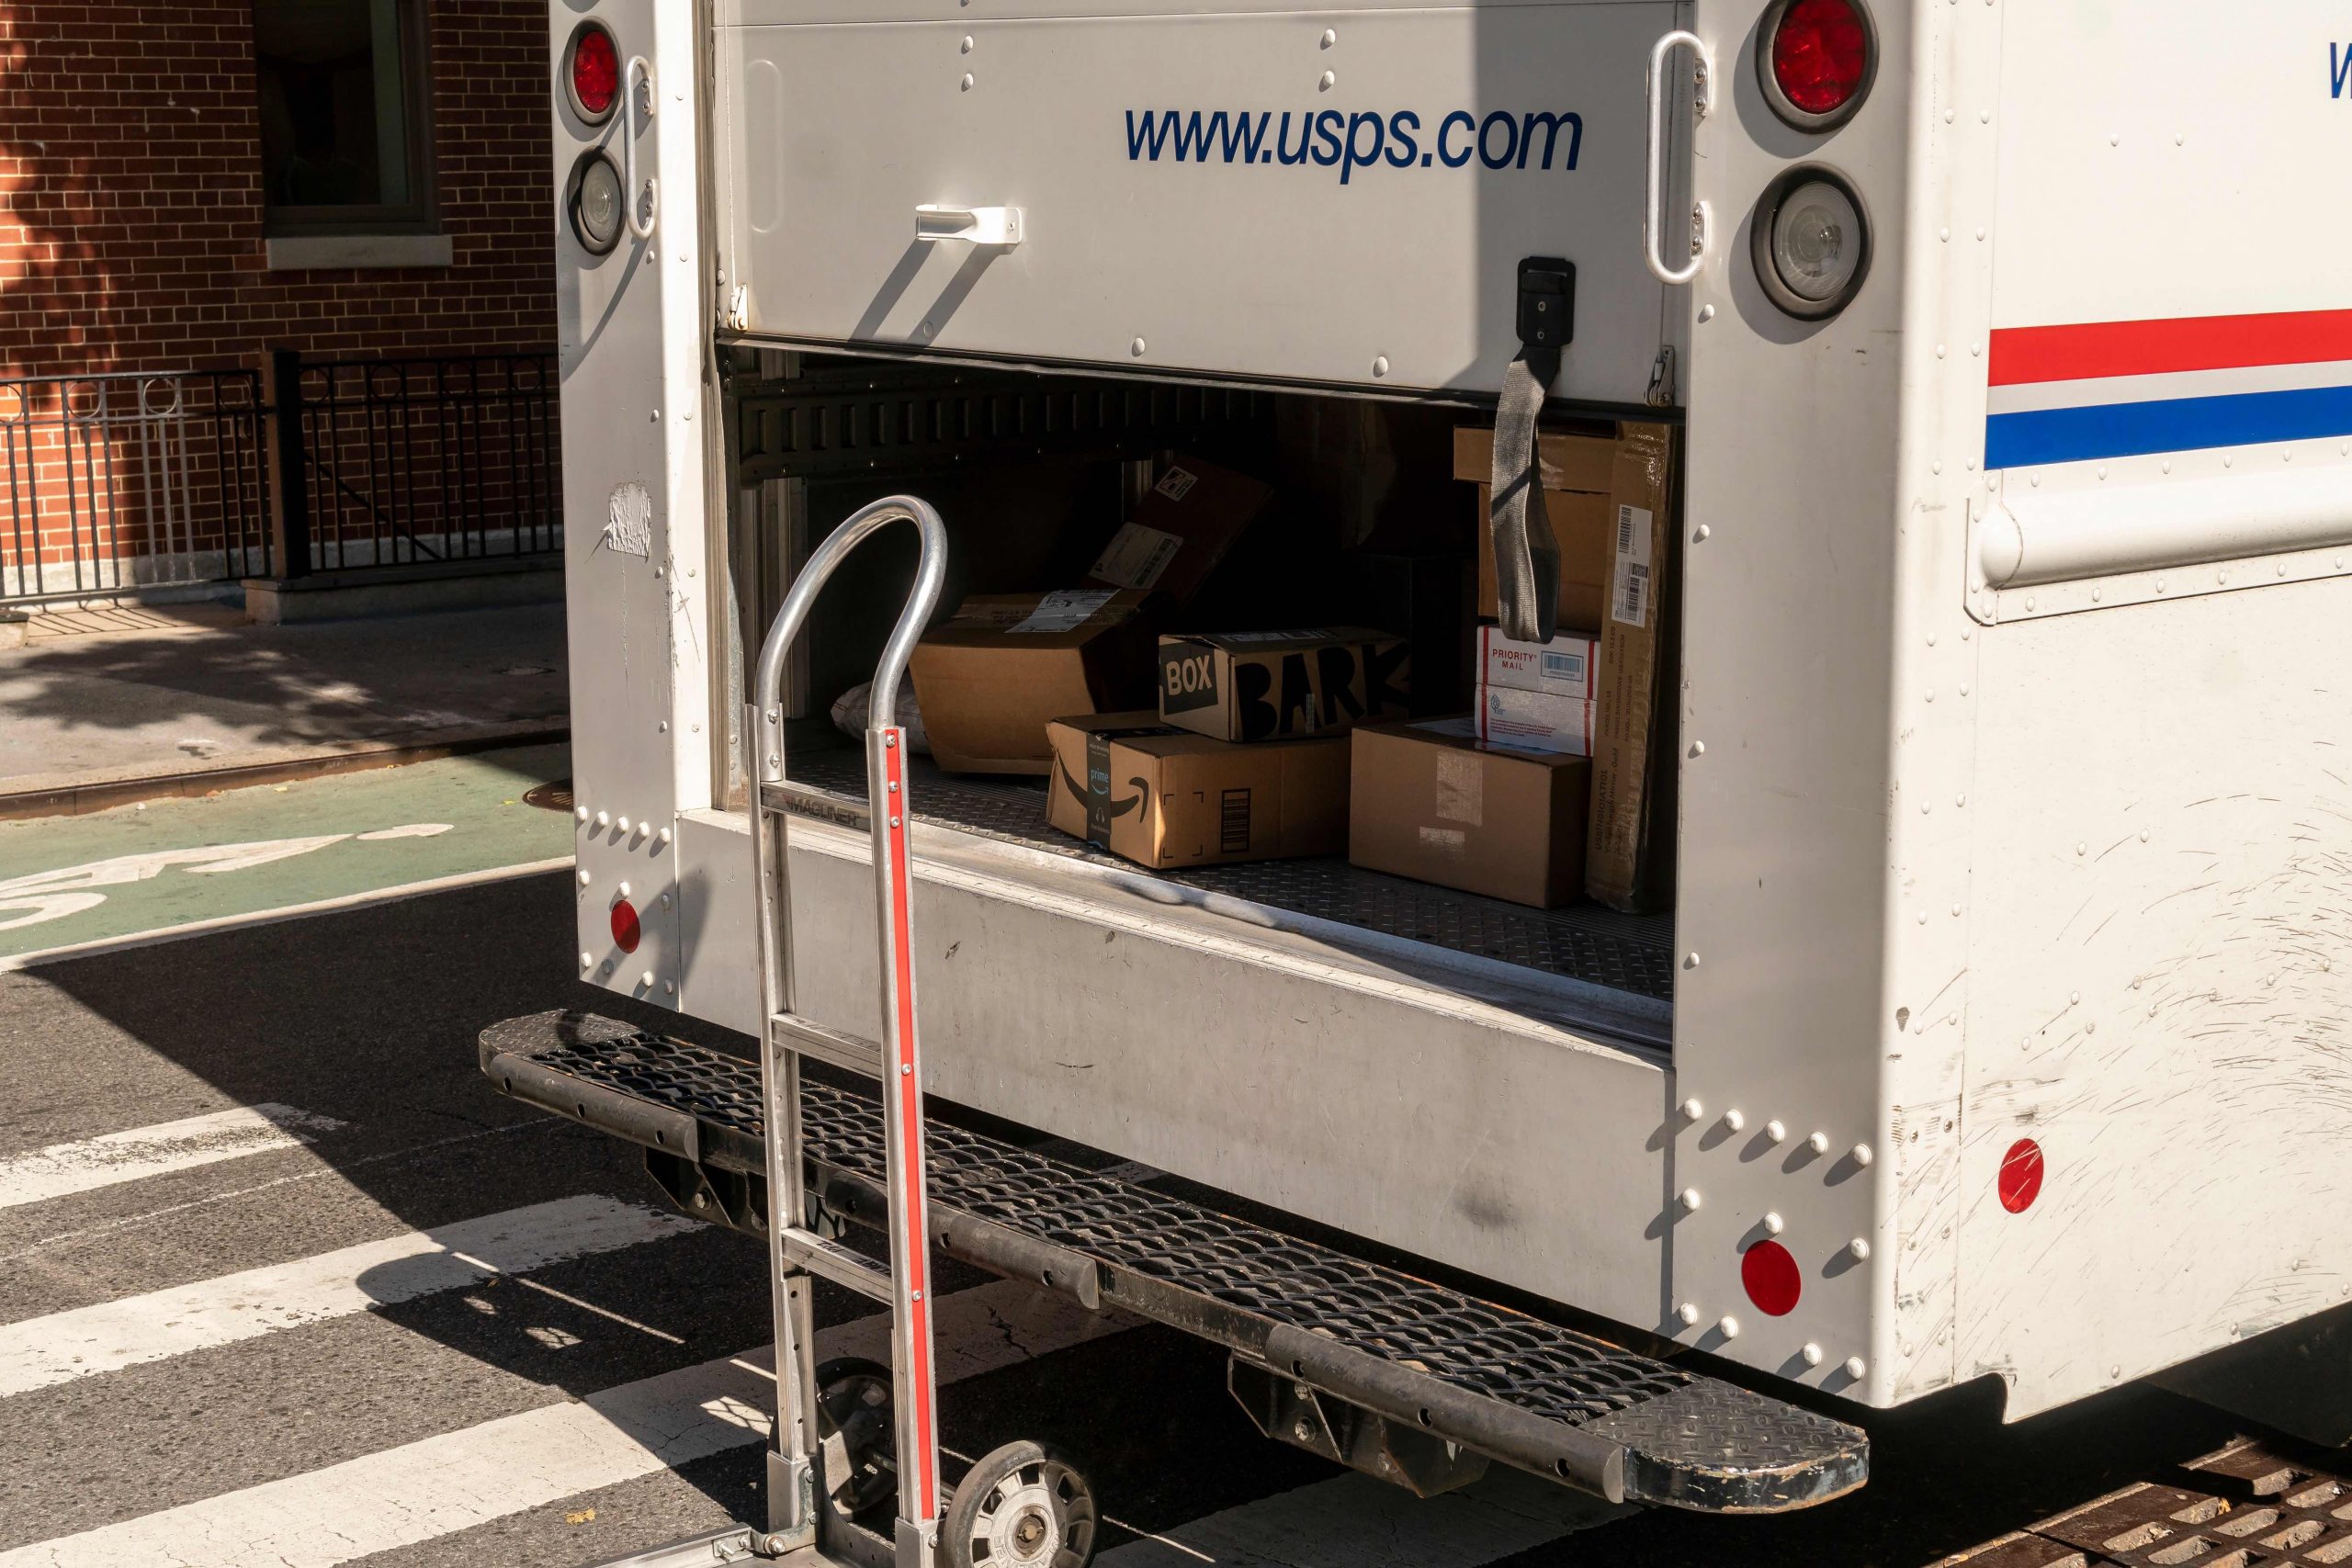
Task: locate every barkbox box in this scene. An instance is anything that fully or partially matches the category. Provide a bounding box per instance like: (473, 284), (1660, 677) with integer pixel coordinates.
(1156, 628), (1409, 743)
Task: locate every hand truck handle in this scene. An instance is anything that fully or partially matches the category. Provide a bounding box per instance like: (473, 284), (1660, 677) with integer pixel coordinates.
(752, 495), (948, 783)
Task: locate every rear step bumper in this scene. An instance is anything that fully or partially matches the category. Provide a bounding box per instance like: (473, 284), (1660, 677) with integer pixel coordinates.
(481, 1010), (1867, 1514)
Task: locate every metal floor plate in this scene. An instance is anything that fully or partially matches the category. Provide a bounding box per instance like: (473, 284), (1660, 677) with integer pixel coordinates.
(787, 748), (1677, 1002)
(481, 1010), (1869, 1515)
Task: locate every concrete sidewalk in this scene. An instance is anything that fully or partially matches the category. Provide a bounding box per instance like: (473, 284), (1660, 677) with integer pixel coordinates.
(0, 604), (569, 818)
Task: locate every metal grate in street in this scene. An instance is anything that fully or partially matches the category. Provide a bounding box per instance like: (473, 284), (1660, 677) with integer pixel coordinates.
(1942, 1438), (2352, 1568)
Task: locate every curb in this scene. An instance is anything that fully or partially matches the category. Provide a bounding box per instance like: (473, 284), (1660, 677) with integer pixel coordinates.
(0, 722), (571, 822)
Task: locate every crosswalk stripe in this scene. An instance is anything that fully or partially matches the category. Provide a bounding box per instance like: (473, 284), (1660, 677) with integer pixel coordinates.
(0, 1105), (344, 1211)
(1098, 1466), (1623, 1568)
(0, 1278), (1132, 1568)
(0, 1195), (702, 1397)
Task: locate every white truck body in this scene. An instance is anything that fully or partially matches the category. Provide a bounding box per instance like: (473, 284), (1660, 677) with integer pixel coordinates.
(550, 0), (2352, 1427)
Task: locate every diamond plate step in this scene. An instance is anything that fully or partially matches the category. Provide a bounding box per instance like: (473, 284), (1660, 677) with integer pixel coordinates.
(481, 1009), (1867, 1514)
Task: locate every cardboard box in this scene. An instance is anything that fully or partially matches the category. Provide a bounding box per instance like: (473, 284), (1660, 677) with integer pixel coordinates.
(1454, 425), (1619, 628)
(1348, 718), (1590, 908)
(1084, 455), (1273, 606)
(1586, 423), (1678, 912)
(909, 590), (1155, 775)
(1477, 626), (1600, 703)
(1157, 628), (1409, 742)
(1477, 685), (1594, 757)
(1045, 712), (1350, 868)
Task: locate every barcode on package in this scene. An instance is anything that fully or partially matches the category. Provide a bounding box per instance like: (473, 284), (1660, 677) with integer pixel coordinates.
(1219, 788), (1251, 854)
(1611, 503), (1655, 629)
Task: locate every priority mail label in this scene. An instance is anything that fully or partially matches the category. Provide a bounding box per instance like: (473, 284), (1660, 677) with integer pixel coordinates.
(1478, 626), (1598, 702)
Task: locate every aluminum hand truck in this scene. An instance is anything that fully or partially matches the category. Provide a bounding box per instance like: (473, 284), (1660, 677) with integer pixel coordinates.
(746, 495), (1080, 1568)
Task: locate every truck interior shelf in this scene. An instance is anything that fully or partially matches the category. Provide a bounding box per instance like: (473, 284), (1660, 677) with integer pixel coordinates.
(785, 742), (1678, 1003)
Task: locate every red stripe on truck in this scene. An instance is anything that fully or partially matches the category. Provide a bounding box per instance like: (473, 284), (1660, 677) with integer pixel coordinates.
(1989, 308), (2352, 386)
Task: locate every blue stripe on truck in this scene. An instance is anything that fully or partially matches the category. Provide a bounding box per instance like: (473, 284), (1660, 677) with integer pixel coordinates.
(1985, 383), (2352, 469)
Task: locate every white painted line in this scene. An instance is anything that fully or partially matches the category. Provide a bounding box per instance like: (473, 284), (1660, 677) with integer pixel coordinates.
(0, 1104), (345, 1212)
(1099, 1466), (1623, 1568)
(0, 1195), (701, 1397)
(0, 856), (573, 973)
(0, 1278), (1132, 1568)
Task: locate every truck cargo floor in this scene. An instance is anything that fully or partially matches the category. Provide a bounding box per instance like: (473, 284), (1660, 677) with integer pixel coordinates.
(786, 747), (1676, 1003)
(481, 1010), (1867, 1514)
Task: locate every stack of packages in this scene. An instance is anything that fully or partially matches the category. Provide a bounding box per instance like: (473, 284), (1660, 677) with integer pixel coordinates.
(1350, 423), (1676, 910)
(903, 451), (1413, 871)
(1045, 627), (1408, 869)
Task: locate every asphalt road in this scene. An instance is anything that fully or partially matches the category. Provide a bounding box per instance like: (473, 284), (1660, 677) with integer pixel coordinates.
(0, 869), (2280, 1568)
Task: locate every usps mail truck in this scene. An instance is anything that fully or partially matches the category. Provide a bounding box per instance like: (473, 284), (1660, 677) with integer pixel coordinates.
(482, 2), (2352, 1562)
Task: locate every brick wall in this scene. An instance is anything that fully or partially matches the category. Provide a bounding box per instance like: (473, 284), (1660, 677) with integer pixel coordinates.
(0, 1), (559, 593)
(0, 0), (555, 376)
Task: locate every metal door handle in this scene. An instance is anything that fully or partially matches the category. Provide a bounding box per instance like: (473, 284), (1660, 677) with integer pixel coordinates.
(1644, 30), (1711, 286)
(914, 205), (1023, 246)
(624, 55), (659, 242)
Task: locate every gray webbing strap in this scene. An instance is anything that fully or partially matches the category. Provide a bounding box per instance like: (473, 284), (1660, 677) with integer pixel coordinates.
(1489, 351), (1562, 644)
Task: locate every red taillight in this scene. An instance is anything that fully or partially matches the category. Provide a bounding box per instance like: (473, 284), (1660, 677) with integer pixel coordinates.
(1998, 1138), (2045, 1213)
(1770, 0), (1871, 118)
(1740, 1238), (1803, 1317)
(571, 24), (620, 121)
(609, 897), (641, 953)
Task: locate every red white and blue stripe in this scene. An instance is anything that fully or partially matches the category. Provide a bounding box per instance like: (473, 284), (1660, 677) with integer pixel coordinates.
(1984, 308), (2352, 470)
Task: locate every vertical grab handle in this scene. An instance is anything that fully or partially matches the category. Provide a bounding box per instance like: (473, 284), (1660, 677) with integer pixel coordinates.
(623, 55), (660, 242)
(1645, 29), (1712, 286)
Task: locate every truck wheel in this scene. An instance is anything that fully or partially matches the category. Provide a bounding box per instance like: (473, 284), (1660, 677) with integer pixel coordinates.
(943, 1440), (1097, 1568)
(814, 1356), (899, 1524)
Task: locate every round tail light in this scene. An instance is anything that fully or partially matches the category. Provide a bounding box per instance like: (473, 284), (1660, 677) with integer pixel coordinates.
(1759, 0), (1875, 130)
(609, 897), (641, 953)
(1752, 165), (1871, 321)
(569, 150), (625, 255)
(567, 21), (621, 125)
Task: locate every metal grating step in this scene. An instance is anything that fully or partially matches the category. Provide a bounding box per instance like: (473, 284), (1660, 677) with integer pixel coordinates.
(786, 748), (1678, 1002)
(481, 1010), (1865, 1514)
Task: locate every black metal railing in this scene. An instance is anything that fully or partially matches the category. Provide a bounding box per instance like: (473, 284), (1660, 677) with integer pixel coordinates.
(274, 351), (562, 575)
(0, 370), (269, 603)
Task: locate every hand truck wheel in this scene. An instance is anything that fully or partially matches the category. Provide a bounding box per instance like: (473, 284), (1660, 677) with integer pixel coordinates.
(813, 1356), (899, 1525)
(942, 1439), (1098, 1568)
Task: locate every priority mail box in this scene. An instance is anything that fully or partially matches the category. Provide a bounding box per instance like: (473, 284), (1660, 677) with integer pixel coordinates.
(1045, 712), (1350, 869)
(1157, 628), (1409, 743)
(1349, 718), (1590, 908)
(1084, 455), (1273, 607)
(909, 590), (1155, 775)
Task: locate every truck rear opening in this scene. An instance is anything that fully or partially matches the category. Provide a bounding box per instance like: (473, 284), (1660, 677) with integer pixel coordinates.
(726, 356), (1679, 1049)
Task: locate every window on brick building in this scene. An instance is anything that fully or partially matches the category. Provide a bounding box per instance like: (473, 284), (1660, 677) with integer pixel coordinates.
(254, 0), (435, 234)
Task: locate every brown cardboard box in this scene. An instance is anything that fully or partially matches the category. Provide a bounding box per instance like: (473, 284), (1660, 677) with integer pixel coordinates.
(1045, 713), (1350, 869)
(909, 590), (1155, 775)
(1084, 456), (1274, 606)
(1454, 425), (1618, 627)
(1157, 628), (1409, 743)
(1349, 718), (1590, 908)
(1586, 423), (1678, 912)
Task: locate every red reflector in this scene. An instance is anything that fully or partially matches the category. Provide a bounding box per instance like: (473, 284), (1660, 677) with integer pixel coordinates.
(1998, 1138), (2044, 1213)
(609, 898), (641, 953)
(571, 25), (620, 118)
(1771, 0), (1871, 117)
(1740, 1238), (1803, 1317)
